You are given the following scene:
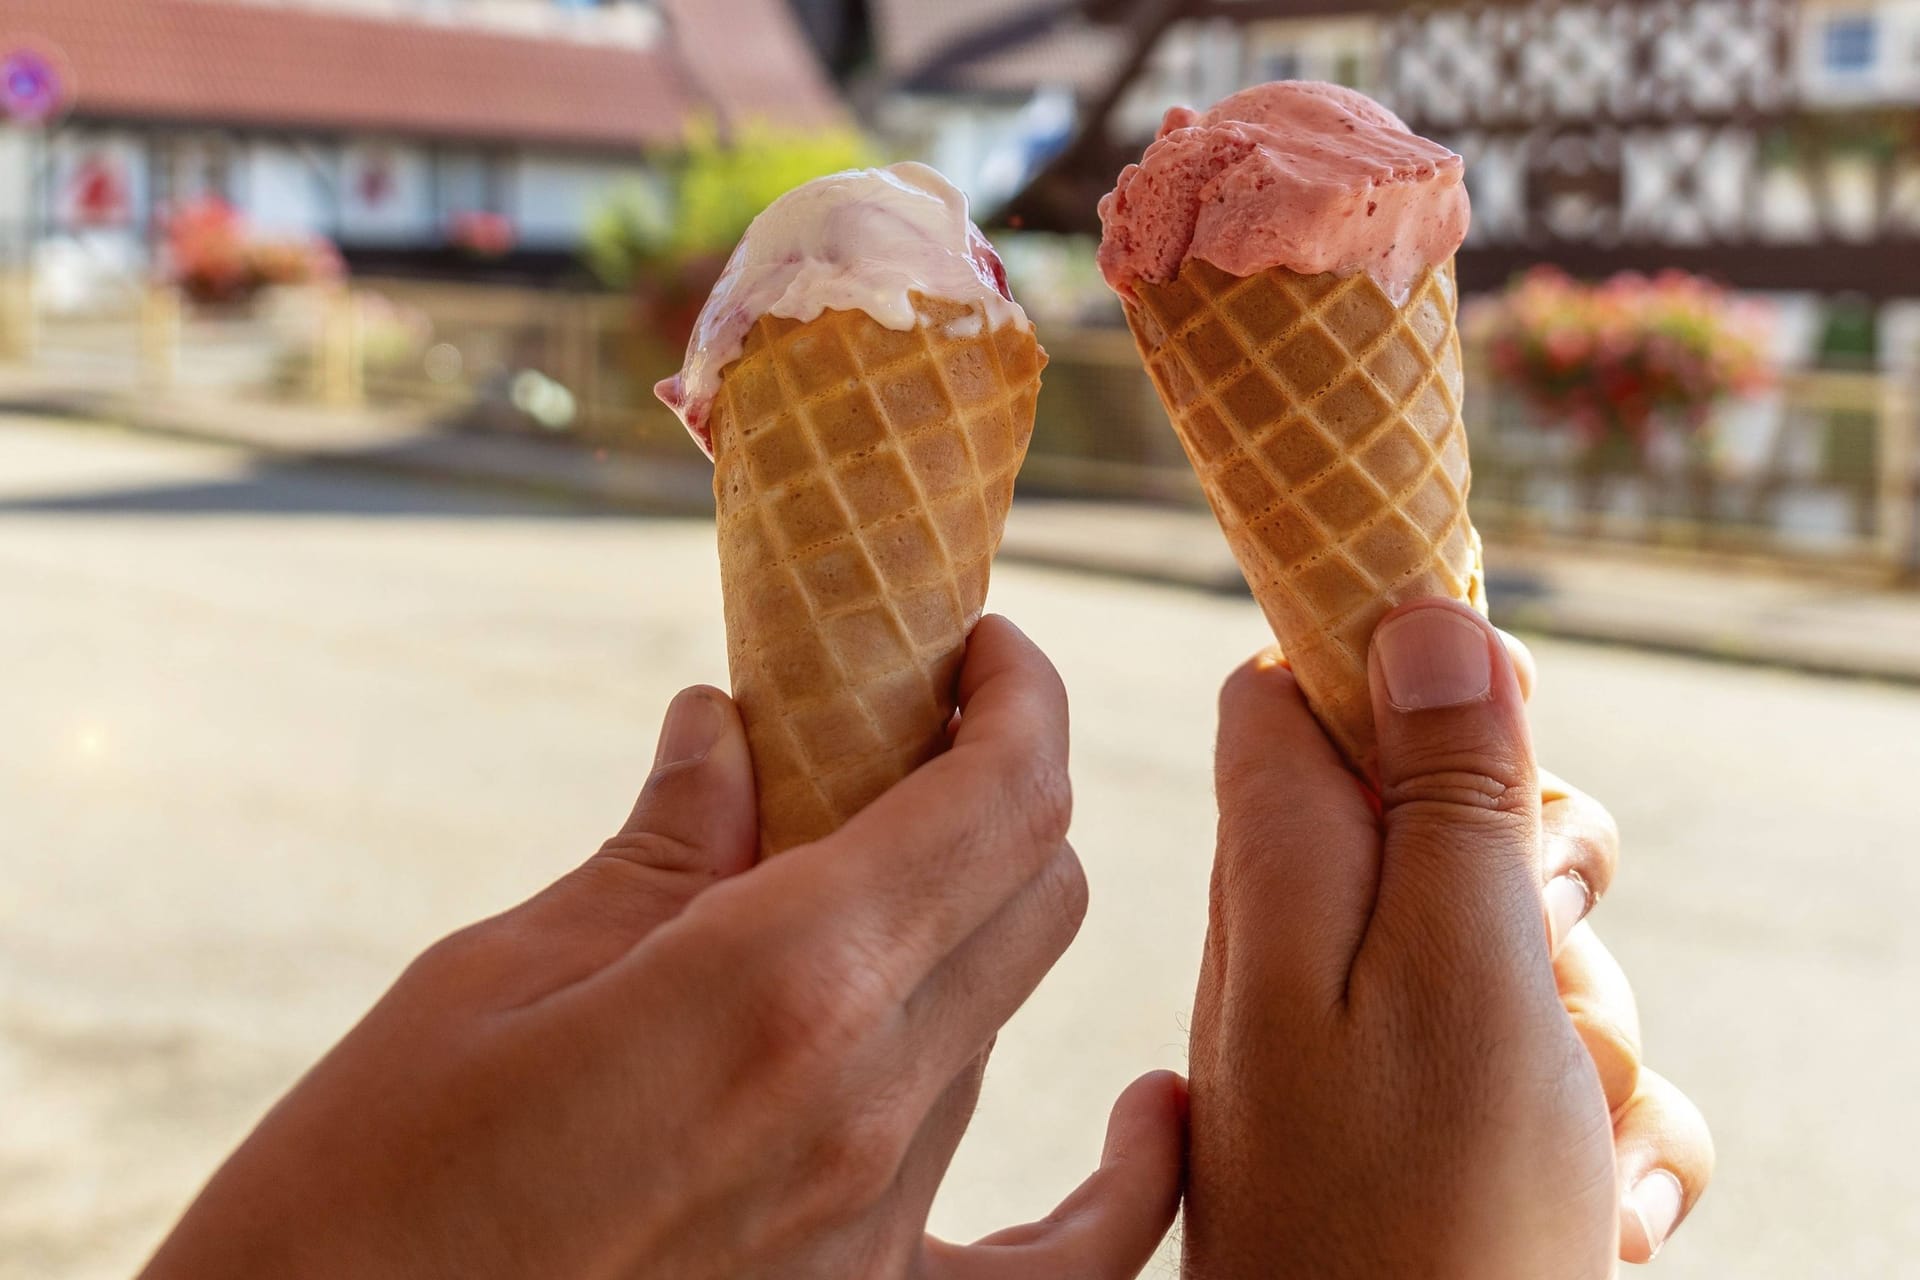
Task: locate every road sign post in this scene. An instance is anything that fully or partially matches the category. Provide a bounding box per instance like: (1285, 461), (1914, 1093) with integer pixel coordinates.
(1, 42), (72, 364)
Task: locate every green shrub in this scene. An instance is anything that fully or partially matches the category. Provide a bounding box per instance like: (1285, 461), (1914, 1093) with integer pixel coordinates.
(585, 122), (875, 288)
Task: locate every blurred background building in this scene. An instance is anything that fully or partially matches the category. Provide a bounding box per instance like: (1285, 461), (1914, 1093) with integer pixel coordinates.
(0, 0), (1912, 573)
(0, 0), (841, 296)
(858, 2), (1920, 339)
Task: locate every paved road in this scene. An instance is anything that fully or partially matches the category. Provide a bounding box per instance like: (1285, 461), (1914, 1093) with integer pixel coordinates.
(3, 415), (1917, 1279)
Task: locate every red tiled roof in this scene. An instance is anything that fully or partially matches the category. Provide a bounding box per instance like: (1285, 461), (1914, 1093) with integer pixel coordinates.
(0, 0), (843, 151)
(871, 0), (1124, 98)
(660, 0), (847, 133)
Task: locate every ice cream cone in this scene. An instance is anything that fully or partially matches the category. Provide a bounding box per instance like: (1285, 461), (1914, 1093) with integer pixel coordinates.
(1123, 258), (1485, 779)
(710, 293), (1044, 854)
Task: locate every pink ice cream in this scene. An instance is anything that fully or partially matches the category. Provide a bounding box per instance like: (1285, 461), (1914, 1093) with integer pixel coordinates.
(655, 162), (1028, 456)
(1096, 81), (1470, 304)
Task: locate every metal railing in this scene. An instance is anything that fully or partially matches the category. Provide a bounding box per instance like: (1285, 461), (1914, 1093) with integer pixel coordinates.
(1463, 363), (1916, 574)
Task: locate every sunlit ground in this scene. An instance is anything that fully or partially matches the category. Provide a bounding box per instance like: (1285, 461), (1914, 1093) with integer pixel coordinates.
(3, 417), (1917, 1278)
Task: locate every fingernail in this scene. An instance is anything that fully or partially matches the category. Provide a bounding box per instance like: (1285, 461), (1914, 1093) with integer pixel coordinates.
(654, 688), (723, 769)
(1621, 1169), (1684, 1261)
(1373, 606), (1494, 711)
(1544, 873), (1592, 952)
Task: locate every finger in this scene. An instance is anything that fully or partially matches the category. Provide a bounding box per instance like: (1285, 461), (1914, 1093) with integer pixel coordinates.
(921, 1071), (1187, 1279)
(1211, 649), (1380, 1009)
(1614, 1068), (1714, 1264)
(1555, 923), (1642, 1113)
(1501, 633), (1615, 955)
(894, 842), (1087, 1098)
(495, 686), (758, 998)
(763, 615), (1074, 994)
(1497, 628), (1537, 703)
(1359, 599), (1546, 995)
(1539, 769), (1619, 953)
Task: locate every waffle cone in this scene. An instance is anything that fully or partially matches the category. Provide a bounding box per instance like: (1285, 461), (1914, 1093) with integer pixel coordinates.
(1124, 260), (1485, 779)
(710, 295), (1044, 855)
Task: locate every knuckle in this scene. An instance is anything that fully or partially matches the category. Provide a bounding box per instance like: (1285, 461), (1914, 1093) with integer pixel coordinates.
(1544, 795), (1619, 891)
(1643, 1068), (1715, 1163)
(559, 856), (698, 937)
(1558, 828), (1614, 892)
(1571, 1011), (1642, 1111)
(1588, 800), (1623, 859)
(1551, 787), (1620, 845)
(1003, 754), (1073, 850)
(1218, 653), (1264, 709)
(411, 921), (493, 973)
(1037, 843), (1091, 935)
(416, 921), (488, 966)
(744, 931), (899, 1076)
(399, 921), (507, 996)
(1218, 650), (1294, 719)
(734, 1097), (911, 1250)
(803, 1107), (908, 1210)
(596, 828), (712, 877)
(1385, 766), (1534, 818)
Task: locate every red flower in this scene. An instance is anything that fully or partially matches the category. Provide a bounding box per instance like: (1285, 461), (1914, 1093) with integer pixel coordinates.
(449, 211), (516, 257)
(1482, 267), (1772, 444)
(164, 197), (342, 303)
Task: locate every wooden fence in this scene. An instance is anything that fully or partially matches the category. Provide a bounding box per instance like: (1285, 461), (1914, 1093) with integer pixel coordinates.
(1019, 326), (1917, 575)
(16, 273), (1916, 579)
(342, 278), (687, 450)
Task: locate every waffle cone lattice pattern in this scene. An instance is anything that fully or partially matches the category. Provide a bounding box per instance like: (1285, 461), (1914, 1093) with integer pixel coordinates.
(711, 296), (1043, 855)
(1125, 260), (1485, 779)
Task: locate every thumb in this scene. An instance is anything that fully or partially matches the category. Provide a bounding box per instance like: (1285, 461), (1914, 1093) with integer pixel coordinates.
(505, 686), (759, 975)
(919, 1071), (1187, 1279)
(1362, 600), (1546, 988)
(607, 684), (759, 877)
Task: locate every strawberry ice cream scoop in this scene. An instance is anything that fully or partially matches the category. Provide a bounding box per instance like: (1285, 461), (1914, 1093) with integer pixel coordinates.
(1096, 81), (1470, 305)
(655, 162), (1028, 456)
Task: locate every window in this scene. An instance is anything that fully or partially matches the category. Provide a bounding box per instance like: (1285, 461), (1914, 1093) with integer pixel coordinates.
(1823, 14), (1878, 74)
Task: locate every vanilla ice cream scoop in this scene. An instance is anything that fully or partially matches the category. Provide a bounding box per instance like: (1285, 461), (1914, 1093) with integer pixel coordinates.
(655, 161), (1030, 455)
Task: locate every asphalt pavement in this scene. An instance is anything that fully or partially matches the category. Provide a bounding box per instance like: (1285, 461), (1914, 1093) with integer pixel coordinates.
(3, 414), (1918, 1278)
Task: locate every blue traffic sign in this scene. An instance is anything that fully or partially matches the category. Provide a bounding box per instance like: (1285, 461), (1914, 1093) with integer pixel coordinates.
(1, 46), (66, 124)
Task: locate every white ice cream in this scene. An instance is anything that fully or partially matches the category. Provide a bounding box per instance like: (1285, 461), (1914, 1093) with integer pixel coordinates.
(655, 162), (1031, 455)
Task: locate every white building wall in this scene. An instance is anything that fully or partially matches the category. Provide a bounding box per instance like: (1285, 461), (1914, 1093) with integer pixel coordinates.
(434, 149), (494, 219)
(246, 142), (329, 238)
(509, 155), (648, 248)
(34, 130), (148, 312)
(337, 140), (434, 243)
(6, 120), (654, 261)
(47, 130), (149, 233)
(1798, 0), (1920, 103)
(1887, 0), (1920, 95)
(0, 126), (35, 249)
(1114, 17), (1379, 141)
